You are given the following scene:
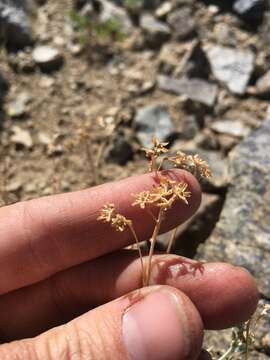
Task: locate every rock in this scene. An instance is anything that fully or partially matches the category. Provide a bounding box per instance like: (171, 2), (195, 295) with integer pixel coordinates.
(158, 75), (217, 107)
(233, 0), (265, 23)
(32, 46), (63, 72)
(214, 23), (237, 47)
(8, 49), (36, 73)
(195, 129), (220, 151)
(206, 46), (255, 95)
(0, 0), (33, 50)
(134, 104), (175, 147)
(197, 108), (270, 298)
(6, 179), (22, 193)
(180, 115), (200, 140)
(155, 1), (173, 18)
(98, 0), (133, 34)
(107, 134), (133, 165)
(167, 7), (195, 40)
(11, 125), (33, 148)
(211, 119), (250, 138)
(255, 70), (270, 97)
(38, 132), (52, 145)
(140, 13), (171, 48)
(217, 133), (239, 152)
(7, 92), (31, 118)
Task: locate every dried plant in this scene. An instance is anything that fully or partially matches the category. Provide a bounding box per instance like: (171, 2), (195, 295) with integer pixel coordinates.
(208, 302), (270, 360)
(98, 136), (211, 286)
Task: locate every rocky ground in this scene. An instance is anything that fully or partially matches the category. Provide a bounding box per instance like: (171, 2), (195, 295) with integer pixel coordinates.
(1, 0), (270, 358)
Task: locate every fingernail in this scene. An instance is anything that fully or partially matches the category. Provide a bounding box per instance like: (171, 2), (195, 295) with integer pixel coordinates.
(122, 289), (191, 360)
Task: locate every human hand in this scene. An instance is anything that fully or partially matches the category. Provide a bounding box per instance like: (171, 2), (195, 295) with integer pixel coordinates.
(0, 170), (258, 359)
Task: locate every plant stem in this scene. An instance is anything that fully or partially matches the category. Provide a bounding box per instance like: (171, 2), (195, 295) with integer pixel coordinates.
(145, 208), (164, 285)
(128, 224), (146, 286)
(217, 344), (234, 360)
(245, 320), (251, 360)
(166, 227), (178, 254)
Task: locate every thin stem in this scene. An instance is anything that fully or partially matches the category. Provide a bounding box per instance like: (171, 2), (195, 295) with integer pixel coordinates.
(245, 320), (251, 360)
(166, 227), (178, 254)
(145, 208), (164, 286)
(146, 207), (157, 223)
(86, 142), (99, 185)
(128, 224), (146, 286)
(217, 344), (234, 360)
(157, 156), (170, 171)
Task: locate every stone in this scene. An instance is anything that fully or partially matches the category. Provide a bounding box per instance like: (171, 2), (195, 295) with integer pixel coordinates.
(140, 13), (171, 48)
(255, 70), (270, 97)
(98, 0), (133, 34)
(134, 104), (175, 147)
(197, 107), (270, 298)
(8, 50), (36, 73)
(167, 7), (195, 40)
(157, 75), (217, 107)
(155, 2), (173, 18)
(107, 134), (133, 165)
(214, 23), (237, 47)
(0, 0), (33, 50)
(180, 115), (200, 140)
(11, 125), (33, 148)
(233, 0), (265, 23)
(38, 132), (51, 145)
(217, 134), (239, 152)
(32, 46), (63, 72)
(211, 119), (250, 138)
(206, 46), (255, 95)
(7, 92), (31, 118)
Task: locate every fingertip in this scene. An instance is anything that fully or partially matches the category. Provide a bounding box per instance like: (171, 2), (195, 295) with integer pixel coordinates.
(181, 262), (259, 329)
(122, 286), (203, 360)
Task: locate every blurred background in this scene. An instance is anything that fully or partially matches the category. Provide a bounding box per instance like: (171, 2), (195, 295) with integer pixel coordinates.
(1, 0), (270, 358)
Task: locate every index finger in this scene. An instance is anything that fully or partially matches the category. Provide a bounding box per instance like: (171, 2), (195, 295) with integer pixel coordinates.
(0, 170), (201, 295)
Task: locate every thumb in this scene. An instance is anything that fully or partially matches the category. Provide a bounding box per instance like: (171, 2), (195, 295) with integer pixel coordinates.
(0, 286), (203, 360)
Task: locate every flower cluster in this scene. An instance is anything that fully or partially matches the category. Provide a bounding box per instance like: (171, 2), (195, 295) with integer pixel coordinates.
(167, 152), (212, 179)
(142, 136), (169, 171)
(98, 203), (132, 231)
(142, 137), (212, 180)
(132, 176), (191, 212)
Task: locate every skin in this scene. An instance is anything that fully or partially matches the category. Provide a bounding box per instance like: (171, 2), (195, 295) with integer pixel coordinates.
(0, 170), (258, 359)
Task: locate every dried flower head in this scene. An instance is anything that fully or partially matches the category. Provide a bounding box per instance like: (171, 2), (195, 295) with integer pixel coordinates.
(97, 203), (116, 223)
(111, 214), (131, 232)
(167, 152), (211, 180)
(98, 203), (131, 232)
(142, 136), (169, 171)
(193, 154), (212, 178)
(132, 190), (153, 209)
(172, 181), (191, 204)
(132, 176), (191, 212)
